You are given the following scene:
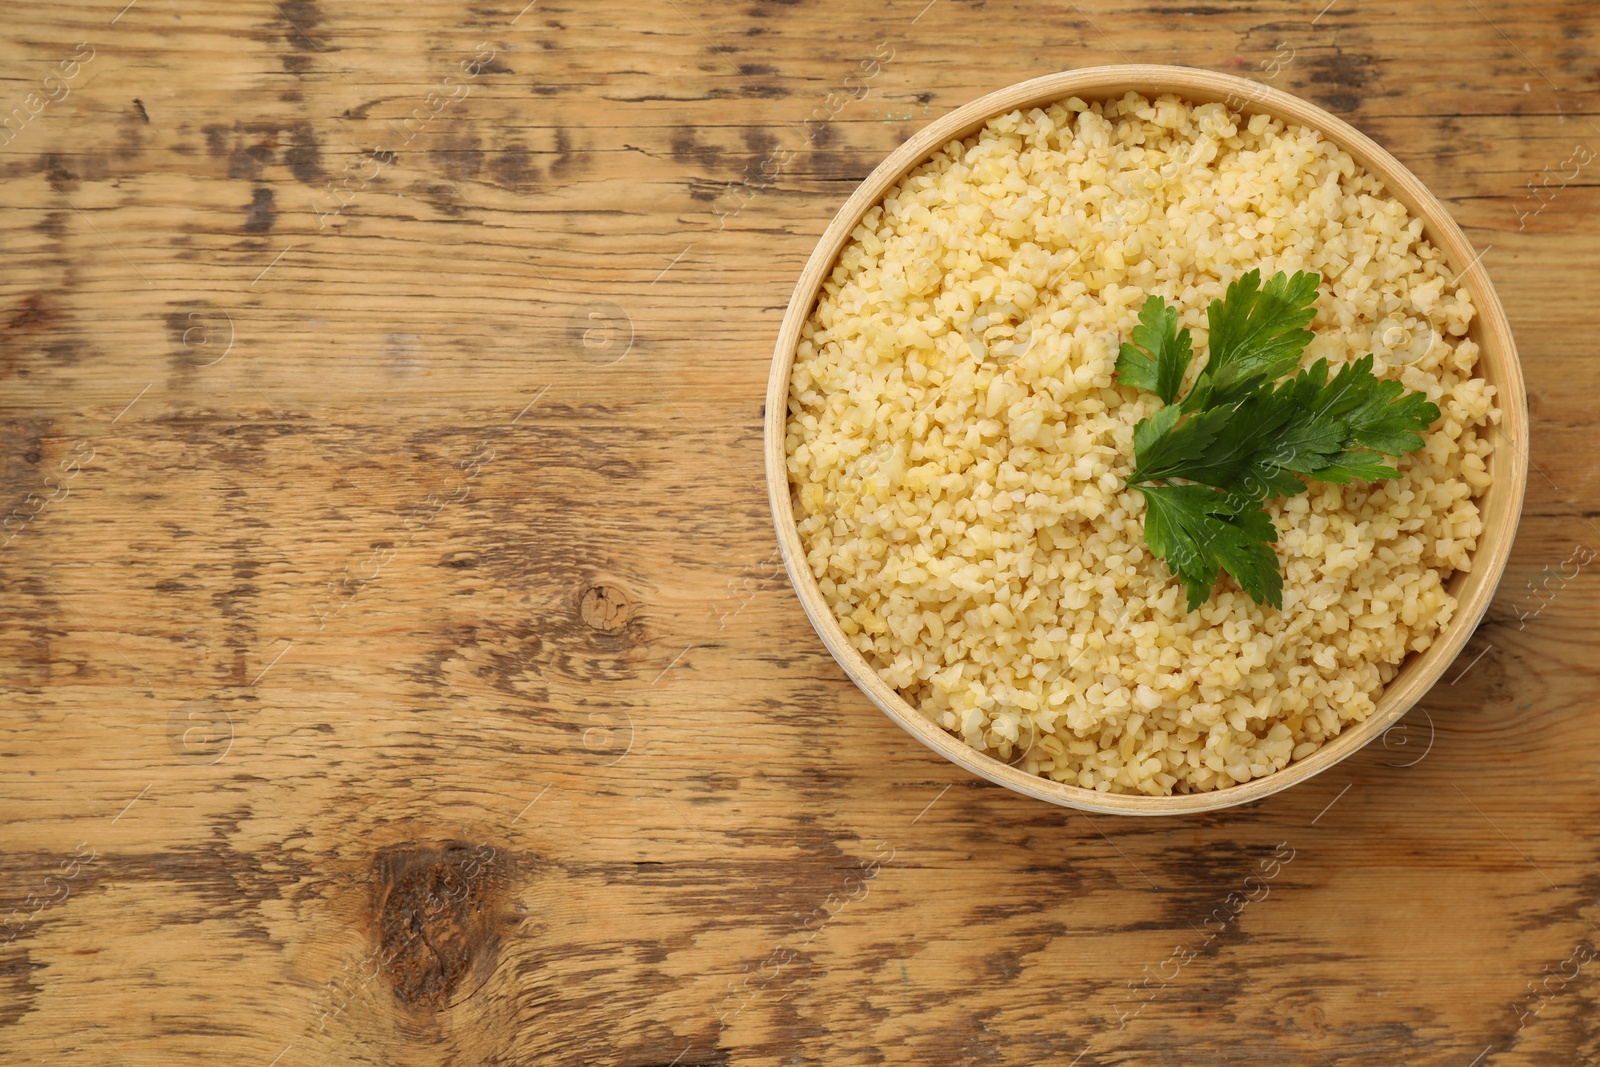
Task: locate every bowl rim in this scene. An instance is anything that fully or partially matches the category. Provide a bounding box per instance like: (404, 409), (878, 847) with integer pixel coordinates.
(763, 63), (1529, 815)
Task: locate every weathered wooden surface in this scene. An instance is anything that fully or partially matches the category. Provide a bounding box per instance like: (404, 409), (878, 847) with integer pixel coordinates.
(2, 1), (1597, 1064)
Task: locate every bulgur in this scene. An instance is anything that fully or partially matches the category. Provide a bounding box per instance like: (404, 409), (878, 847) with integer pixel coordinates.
(784, 92), (1499, 795)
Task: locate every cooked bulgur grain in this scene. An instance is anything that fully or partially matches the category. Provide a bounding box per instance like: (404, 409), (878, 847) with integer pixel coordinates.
(785, 92), (1498, 795)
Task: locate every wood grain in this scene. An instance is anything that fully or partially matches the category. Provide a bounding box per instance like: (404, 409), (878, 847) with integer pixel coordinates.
(2, 0), (1598, 1064)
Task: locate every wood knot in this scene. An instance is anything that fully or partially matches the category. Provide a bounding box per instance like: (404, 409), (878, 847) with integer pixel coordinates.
(579, 584), (634, 632)
(371, 841), (502, 1009)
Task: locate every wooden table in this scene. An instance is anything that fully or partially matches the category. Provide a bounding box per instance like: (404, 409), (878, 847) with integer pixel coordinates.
(3, 2), (1596, 1063)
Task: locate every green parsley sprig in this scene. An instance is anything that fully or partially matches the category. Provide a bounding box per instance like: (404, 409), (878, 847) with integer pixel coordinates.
(1115, 269), (1440, 612)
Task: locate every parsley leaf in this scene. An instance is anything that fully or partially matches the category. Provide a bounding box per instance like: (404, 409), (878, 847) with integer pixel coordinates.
(1326, 355), (1440, 457)
(1135, 392), (1304, 498)
(1259, 355), (1440, 481)
(1136, 483), (1282, 612)
(1118, 272), (1441, 611)
(1183, 269), (1321, 412)
(1310, 449), (1404, 484)
(1115, 295), (1194, 405)
(1128, 403), (1222, 484)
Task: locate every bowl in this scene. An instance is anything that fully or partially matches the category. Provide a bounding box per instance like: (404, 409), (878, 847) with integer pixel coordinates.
(763, 65), (1528, 815)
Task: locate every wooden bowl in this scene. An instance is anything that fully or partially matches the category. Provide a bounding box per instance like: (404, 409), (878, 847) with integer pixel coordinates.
(763, 65), (1528, 815)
